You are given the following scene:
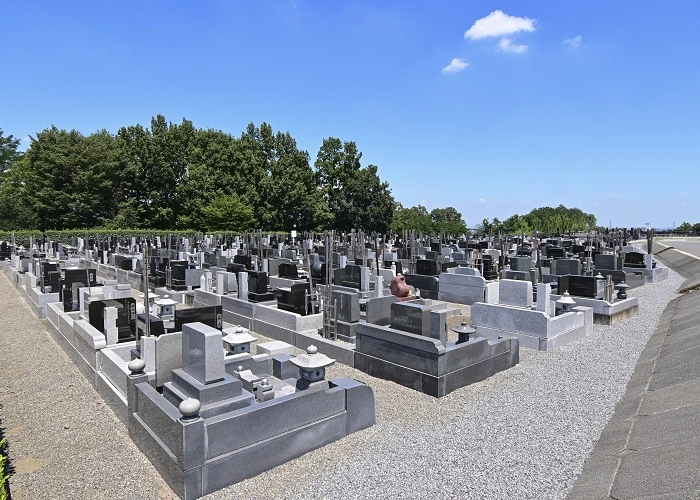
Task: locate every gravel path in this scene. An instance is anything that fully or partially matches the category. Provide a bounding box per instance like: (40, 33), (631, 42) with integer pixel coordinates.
(0, 268), (682, 500)
(0, 272), (176, 500)
(208, 270), (683, 500)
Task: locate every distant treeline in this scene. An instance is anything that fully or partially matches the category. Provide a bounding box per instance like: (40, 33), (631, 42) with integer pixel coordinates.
(0, 122), (596, 235)
(674, 222), (700, 233)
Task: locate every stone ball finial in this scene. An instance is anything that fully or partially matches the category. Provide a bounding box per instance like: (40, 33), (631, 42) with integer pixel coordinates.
(307, 345), (318, 354)
(128, 358), (146, 375)
(179, 398), (201, 419)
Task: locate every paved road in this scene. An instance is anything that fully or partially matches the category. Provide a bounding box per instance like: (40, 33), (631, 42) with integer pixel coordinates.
(658, 238), (700, 258)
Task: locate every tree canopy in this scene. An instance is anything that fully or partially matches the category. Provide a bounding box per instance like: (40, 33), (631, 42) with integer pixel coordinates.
(474, 205), (597, 236)
(0, 117), (394, 233)
(0, 118), (599, 237)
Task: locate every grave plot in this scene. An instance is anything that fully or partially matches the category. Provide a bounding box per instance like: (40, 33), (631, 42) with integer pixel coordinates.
(555, 274), (639, 325)
(354, 301), (519, 397)
(127, 322), (376, 499)
(471, 281), (593, 351)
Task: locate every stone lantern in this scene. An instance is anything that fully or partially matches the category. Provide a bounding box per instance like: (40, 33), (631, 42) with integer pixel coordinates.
(452, 321), (476, 344)
(290, 345), (335, 390)
(556, 291), (576, 314)
(222, 325), (257, 355)
(155, 295), (177, 318)
(615, 281), (630, 300)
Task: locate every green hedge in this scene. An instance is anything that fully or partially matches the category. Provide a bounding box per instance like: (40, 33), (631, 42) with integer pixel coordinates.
(0, 229), (297, 248)
(0, 229), (199, 247)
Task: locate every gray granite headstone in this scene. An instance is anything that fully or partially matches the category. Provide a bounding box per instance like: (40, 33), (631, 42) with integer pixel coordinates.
(429, 309), (449, 344)
(365, 295), (397, 326)
(182, 322), (225, 384)
(237, 271), (248, 301)
(103, 306), (119, 345)
(499, 279), (533, 308)
(360, 266), (371, 293)
(536, 282), (552, 315)
(332, 289), (360, 323)
(509, 256), (533, 272)
(453, 267), (481, 276)
(552, 258), (582, 276)
(185, 268), (208, 287)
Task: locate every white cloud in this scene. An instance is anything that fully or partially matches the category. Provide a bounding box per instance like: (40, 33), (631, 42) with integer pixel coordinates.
(498, 38), (528, 54)
(478, 198), (486, 203)
(563, 35), (582, 48)
(465, 10), (535, 40)
(441, 58), (469, 74)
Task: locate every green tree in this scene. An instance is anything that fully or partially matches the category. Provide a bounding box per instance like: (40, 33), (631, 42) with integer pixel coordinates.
(315, 138), (395, 232)
(474, 218), (493, 235)
(175, 128), (243, 230)
(0, 129), (22, 177)
(391, 204), (433, 233)
(676, 221), (693, 232)
(17, 127), (122, 229)
(524, 205), (596, 235)
(201, 194), (255, 232)
(430, 207), (467, 235)
(116, 115), (196, 229)
(502, 214), (530, 234)
(0, 156), (38, 230)
(0, 129), (33, 229)
(267, 131), (330, 231)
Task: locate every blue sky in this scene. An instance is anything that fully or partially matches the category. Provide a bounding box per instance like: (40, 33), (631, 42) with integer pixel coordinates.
(2, 1), (699, 229)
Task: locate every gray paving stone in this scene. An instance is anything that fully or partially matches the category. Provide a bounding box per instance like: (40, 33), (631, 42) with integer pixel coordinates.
(639, 378), (700, 416)
(628, 404), (700, 450)
(611, 440), (700, 499)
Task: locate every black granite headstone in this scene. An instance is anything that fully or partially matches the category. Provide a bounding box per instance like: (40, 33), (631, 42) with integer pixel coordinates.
(233, 254), (252, 270)
(416, 259), (439, 276)
(276, 283), (310, 315)
(64, 268), (97, 288)
(558, 275), (598, 298)
(247, 270), (269, 294)
(278, 262), (299, 279)
(442, 262), (459, 273)
(425, 251), (440, 261)
(174, 305), (222, 331)
(88, 298), (137, 342)
(624, 252), (646, 268)
(136, 313), (166, 337)
(547, 247), (566, 258)
(390, 302), (431, 335)
(403, 274), (439, 300)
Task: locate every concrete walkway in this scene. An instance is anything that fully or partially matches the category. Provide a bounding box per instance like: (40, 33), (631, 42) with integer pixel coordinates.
(568, 241), (700, 499)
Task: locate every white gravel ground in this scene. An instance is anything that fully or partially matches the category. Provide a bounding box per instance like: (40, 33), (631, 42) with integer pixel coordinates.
(208, 270), (683, 500)
(0, 268), (683, 500)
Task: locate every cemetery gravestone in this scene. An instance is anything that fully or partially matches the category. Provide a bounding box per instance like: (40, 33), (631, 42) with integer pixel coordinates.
(390, 302), (431, 336)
